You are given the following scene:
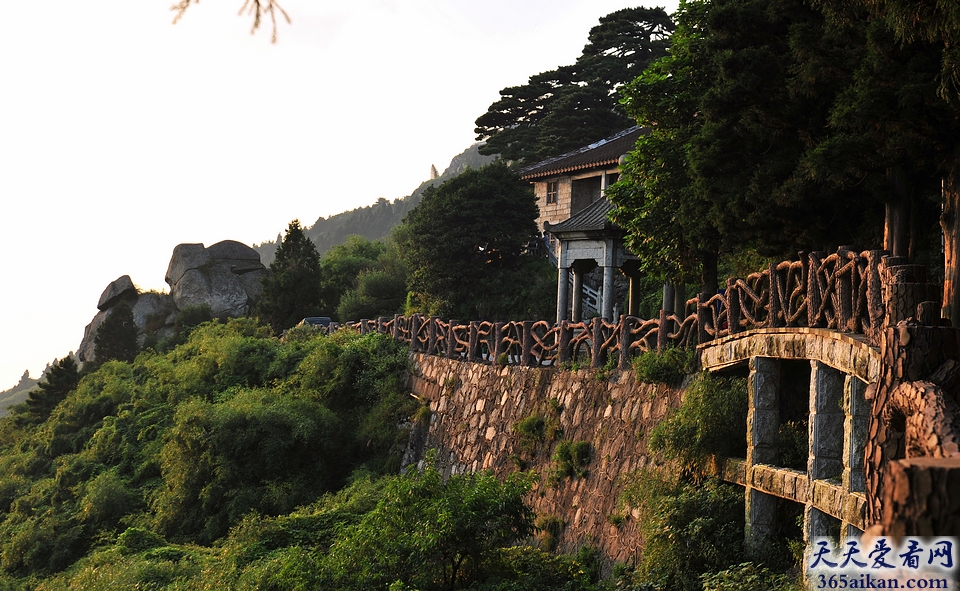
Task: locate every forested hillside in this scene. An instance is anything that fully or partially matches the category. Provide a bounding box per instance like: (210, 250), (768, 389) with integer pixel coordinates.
(254, 144), (495, 266)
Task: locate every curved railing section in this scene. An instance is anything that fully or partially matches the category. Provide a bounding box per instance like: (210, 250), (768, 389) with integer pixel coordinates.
(330, 248), (936, 370)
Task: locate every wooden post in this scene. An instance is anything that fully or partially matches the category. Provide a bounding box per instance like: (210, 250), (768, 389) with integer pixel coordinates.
(657, 308), (668, 350)
(468, 321), (480, 362)
(619, 316), (634, 370)
(446, 320), (459, 359)
(428, 316), (438, 355)
(493, 322), (506, 363)
(522, 320), (535, 366)
(591, 317), (606, 369)
(807, 252), (824, 328)
(697, 293), (710, 344)
(768, 263), (783, 328)
(836, 250), (854, 332)
(410, 314), (422, 353)
(727, 277), (741, 334)
(559, 320), (572, 365)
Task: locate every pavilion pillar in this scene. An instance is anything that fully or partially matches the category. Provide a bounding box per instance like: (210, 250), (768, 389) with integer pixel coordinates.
(557, 265), (571, 324)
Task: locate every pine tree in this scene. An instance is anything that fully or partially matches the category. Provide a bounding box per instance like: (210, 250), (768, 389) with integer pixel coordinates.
(93, 302), (140, 365)
(256, 219), (324, 334)
(17, 356), (80, 424)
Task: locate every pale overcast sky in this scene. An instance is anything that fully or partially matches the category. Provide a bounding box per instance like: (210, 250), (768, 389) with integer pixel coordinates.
(0, 0), (676, 389)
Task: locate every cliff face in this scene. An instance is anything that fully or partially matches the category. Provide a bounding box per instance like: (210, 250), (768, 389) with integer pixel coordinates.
(405, 353), (683, 565)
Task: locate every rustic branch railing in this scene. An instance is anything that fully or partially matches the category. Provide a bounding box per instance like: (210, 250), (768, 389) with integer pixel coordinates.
(336, 248), (935, 369)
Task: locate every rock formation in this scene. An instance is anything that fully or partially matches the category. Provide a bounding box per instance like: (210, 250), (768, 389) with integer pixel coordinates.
(78, 241), (268, 364)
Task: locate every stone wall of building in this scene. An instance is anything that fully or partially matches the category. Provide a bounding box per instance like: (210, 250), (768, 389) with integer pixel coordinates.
(405, 353), (684, 565)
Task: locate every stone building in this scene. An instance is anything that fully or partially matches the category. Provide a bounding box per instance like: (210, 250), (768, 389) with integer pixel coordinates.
(519, 127), (647, 322)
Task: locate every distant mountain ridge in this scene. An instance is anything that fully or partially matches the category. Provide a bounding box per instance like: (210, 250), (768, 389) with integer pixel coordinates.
(0, 369), (40, 417)
(254, 143), (496, 266)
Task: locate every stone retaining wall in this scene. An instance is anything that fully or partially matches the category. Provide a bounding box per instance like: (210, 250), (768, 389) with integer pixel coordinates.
(405, 353), (683, 564)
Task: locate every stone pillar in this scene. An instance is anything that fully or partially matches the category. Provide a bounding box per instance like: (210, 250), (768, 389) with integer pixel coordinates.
(557, 266), (571, 324)
(602, 265), (615, 320)
(842, 375), (868, 494)
(746, 357), (781, 559)
(809, 362), (844, 481)
(628, 276), (641, 316)
(572, 268), (584, 323)
(602, 238), (616, 320)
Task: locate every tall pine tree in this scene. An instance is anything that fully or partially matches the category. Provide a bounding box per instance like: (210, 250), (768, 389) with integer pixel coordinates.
(256, 219), (324, 334)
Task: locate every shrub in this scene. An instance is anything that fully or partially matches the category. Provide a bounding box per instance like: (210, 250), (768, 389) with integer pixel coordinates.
(633, 346), (694, 385)
(777, 420), (809, 471)
(620, 468), (745, 591)
(548, 440), (591, 484)
(648, 373), (747, 471)
(701, 562), (800, 591)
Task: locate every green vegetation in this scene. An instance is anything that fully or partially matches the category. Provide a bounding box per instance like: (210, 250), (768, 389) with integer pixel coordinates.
(619, 468), (748, 591)
(632, 346), (694, 385)
(11, 357), (79, 427)
(93, 302), (139, 366)
(399, 162), (555, 321)
(700, 562), (800, 591)
(547, 440), (591, 485)
(648, 373), (748, 471)
(256, 219), (324, 334)
(475, 8), (674, 166)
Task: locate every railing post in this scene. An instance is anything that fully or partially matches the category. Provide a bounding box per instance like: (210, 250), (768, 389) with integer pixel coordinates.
(837, 249), (853, 332)
(392, 314), (401, 341)
(591, 317), (606, 369)
(522, 320), (535, 366)
(410, 314), (422, 353)
(360, 319), (369, 335)
(428, 316), (438, 355)
(446, 320), (459, 359)
(697, 293), (710, 344)
(727, 278), (741, 334)
(469, 321), (480, 362)
(768, 263), (783, 328)
(493, 322), (506, 364)
(559, 320), (572, 365)
(865, 250), (886, 338)
(807, 252), (825, 327)
(657, 308), (668, 350)
(620, 316), (634, 370)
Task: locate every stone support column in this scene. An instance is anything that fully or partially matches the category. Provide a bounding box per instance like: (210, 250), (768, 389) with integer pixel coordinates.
(557, 266), (570, 324)
(572, 268), (584, 323)
(602, 238), (615, 320)
(809, 362), (844, 481)
(746, 357), (780, 559)
(842, 376), (868, 494)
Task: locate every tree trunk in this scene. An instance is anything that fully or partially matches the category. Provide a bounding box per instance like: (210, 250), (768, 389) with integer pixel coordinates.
(885, 166), (912, 258)
(942, 154), (960, 326)
(701, 249), (719, 298)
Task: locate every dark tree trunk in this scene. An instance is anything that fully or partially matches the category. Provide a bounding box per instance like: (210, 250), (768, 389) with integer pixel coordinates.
(885, 166), (912, 258)
(700, 249), (719, 297)
(942, 153), (960, 326)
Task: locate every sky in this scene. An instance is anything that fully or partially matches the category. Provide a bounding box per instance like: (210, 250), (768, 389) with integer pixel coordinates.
(0, 0), (677, 390)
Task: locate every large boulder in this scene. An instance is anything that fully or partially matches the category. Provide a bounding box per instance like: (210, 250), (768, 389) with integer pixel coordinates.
(165, 241), (267, 318)
(97, 275), (138, 311)
(78, 309), (110, 363)
(131, 292), (176, 332)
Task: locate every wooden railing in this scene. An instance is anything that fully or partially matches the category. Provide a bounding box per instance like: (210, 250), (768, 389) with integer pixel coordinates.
(337, 248), (937, 369)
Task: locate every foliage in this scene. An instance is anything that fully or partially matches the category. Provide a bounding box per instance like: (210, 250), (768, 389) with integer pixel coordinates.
(648, 373), (747, 471)
(777, 420), (809, 472)
(399, 162), (548, 321)
(632, 347), (693, 385)
(548, 441), (591, 485)
(256, 219), (324, 334)
(619, 468), (745, 591)
(475, 7), (674, 166)
(322, 466), (535, 591)
(700, 562), (800, 591)
(13, 357), (80, 426)
(0, 321), (416, 579)
(93, 303), (139, 366)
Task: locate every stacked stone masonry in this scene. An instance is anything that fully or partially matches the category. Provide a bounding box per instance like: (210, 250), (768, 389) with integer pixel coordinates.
(406, 353), (683, 564)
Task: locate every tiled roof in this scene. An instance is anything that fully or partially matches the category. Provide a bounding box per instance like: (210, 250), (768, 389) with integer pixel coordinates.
(518, 126), (647, 180)
(545, 196), (617, 235)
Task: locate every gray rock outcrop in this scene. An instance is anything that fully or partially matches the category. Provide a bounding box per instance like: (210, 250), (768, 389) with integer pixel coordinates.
(166, 240), (267, 317)
(78, 240), (267, 365)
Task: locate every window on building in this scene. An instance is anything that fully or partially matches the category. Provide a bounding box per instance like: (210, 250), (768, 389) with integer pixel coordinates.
(546, 181), (559, 204)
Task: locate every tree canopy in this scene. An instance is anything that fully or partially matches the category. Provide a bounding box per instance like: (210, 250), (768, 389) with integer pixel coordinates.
(256, 219), (324, 334)
(398, 162), (554, 320)
(475, 7), (674, 166)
